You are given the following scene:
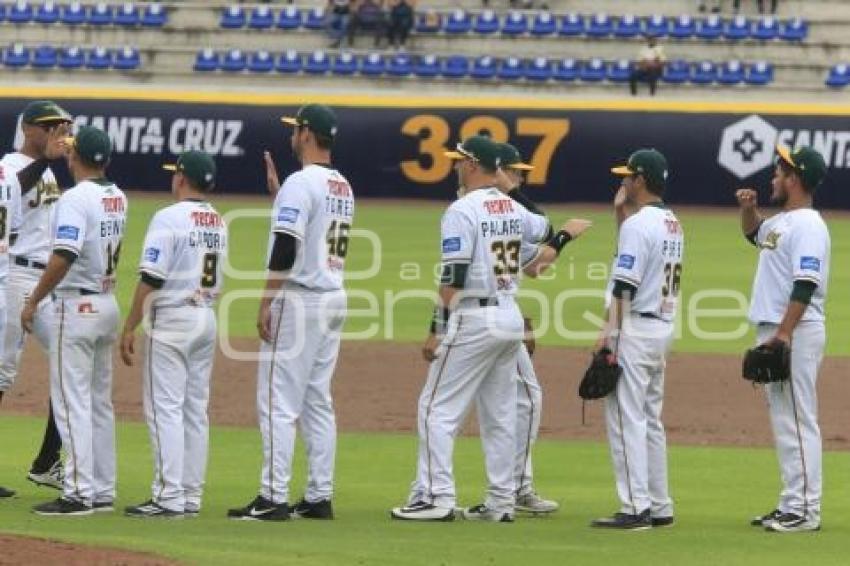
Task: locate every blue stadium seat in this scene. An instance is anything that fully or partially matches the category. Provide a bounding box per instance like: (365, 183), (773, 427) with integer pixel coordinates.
(194, 48), (220, 72)
(691, 61), (717, 84)
(745, 61), (773, 85)
(502, 11), (528, 36)
(608, 59), (632, 82)
(415, 10), (441, 33)
(645, 14), (669, 37)
(614, 14), (642, 38)
(753, 16), (779, 40)
(498, 57), (524, 80)
(724, 15), (751, 40)
(387, 53), (413, 76)
(89, 2), (113, 25)
(553, 58), (578, 81)
(221, 6), (246, 29)
(114, 46), (140, 70)
(696, 15), (723, 40)
(826, 64), (850, 88)
(531, 12), (555, 36)
(32, 45), (57, 68)
(61, 2), (87, 25)
(35, 1), (60, 24)
(59, 46), (85, 69)
(473, 9), (499, 34)
(250, 6), (274, 30)
(471, 55), (497, 79)
(587, 13), (613, 37)
(445, 9), (471, 34)
(662, 60), (690, 83)
(525, 57), (552, 81)
(579, 58), (606, 81)
(305, 50), (331, 74)
(670, 14), (696, 39)
(5, 44), (30, 67)
(558, 13), (585, 36)
(718, 60), (745, 85)
(780, 17), (807, 41)
(141, 3), (167, 27)
(9, 1), (34, 24)
(0, 4), (6, 22)
(114, 3), (140, 26)
(276, 49), (302, 73)
(86, 46), (112, 70)
(304, 7), (325, 30)
(441, 55), (469, 79)
(248, 50), (274, 73)
(331, 51), (357, 75)
(221, 49), (246, 72)
(360, 52), (385, 76)
(413, 54), (441, 78)
(277, 6), (302, 30)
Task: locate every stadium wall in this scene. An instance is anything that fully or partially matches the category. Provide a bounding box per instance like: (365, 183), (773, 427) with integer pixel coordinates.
(2, 87), (849, 207)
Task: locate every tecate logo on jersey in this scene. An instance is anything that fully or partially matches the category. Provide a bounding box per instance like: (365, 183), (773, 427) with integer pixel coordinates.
(718, 114), (850, 179)
(72, 116), (244, 157)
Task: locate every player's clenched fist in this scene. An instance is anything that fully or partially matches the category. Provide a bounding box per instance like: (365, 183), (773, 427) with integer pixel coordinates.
(735, 188), (758, 209)
(562, 218), (593, 239)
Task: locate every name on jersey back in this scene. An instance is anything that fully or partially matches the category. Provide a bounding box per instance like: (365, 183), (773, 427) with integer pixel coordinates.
(188, 210), (226, 250)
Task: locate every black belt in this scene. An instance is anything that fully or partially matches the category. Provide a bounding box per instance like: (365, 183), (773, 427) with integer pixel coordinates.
(77, 289), (100, 296)
(478, 298), (499, 307)
(13, 256), (46, 270)
(638, 312), (662, 320)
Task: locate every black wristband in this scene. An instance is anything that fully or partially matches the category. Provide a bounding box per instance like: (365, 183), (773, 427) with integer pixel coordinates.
(745, 220), (764, 247)
(545, 230), (572, 255)
(429, 306), (450, 334)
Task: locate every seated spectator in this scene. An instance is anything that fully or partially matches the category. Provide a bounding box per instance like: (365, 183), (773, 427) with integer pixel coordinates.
(698, 1), (722, 13)
(328, 0), (353, 49)
(387, 0), (415, 50)
(734, 0), (778, 13)
(348, 0), (387, 47)
(629, 36), (666, 96)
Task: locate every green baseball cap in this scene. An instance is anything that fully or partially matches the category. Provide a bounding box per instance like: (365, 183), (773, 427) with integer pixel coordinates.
(65, 126), (111, 166)
(611, 148), (669, 189)
(22, 100), (72, 125)
(444, 135), (502, 171)
(496, 143), (534, 171)
(776, 145), (827, 191)
(281, 103), (338, 138)
(163, 150), (216, 191)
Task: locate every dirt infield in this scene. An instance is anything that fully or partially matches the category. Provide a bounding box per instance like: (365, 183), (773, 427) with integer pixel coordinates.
(0, 534), (178, 565)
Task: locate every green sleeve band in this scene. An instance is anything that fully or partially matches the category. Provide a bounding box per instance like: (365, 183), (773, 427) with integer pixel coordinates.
(790, 280), (817, 305)
(612, 279), (638, 299)
(440, 263), (468, 289)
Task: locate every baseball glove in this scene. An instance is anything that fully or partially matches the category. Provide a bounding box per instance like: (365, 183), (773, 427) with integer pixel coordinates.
(742, 341), (791, 384)
(578, 348), (622, 400)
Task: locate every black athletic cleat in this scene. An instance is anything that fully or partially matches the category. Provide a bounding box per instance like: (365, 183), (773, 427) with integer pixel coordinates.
(390, 500), (455, 521)
(765, 512), (820, 533)
(751, 509), (781, 527)
(125, 500), (184, 519)
(462, 504), (514, 523)
(227, 495), (289, 521)
(27, 461), (63, 490)
(33, 497), (93, 516)
(291, 498), (334, 520)
(651, 516), (675, 528)
(591, 509), (652, 530)
(0, 486), (15, 498)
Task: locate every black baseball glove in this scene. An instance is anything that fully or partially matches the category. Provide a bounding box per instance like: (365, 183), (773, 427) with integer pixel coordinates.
(742, 341), (791, 384)
(578, 347), (623, 400)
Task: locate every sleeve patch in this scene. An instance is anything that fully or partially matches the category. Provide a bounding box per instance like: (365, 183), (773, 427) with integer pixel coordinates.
(442, 237), (462, 253)
(800, 256), (821, 272)
(56, 225), (80, 240)
(277, 207), (300, 224)
(617, 254), (635, 269)
(144, 247), (161, 263)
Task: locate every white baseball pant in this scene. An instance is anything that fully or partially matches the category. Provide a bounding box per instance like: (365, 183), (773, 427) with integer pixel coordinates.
(514, 343), (542, 497)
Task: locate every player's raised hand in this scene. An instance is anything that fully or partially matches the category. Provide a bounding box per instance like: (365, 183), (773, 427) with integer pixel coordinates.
(613, 185), (628, 209)
(494, 169), (515, 193)
(562, 218), (593, 239)
(735, 188), (758, 209)
(120, 331), (135, 367)
(44, 123), (70, 160)
(264, 151), (280, 195)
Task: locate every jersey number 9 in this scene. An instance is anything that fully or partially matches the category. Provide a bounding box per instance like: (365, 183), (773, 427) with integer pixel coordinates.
(201, 253), (218, 288)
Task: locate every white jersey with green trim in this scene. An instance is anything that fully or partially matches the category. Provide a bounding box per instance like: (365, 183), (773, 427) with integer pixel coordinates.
(52, 179), (127, 294)
(269, 163), (354, 292)
(610, 204), (684, 322)
(1, 152), (61, 264)
(748, 208), (830, 324)
(139, 200), (227, 308)
(441, 187), (549, 299)
(0, 163), (23, 280)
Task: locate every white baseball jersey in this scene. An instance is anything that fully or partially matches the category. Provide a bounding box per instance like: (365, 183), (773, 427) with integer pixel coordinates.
(611, 204), (685, 322)
(52, 179), (127, 294)
(748, 209), (830, 324)
(0, 152), (60, 264)
(269, 164), (354, 291)
(0, 164), (23, 279)
(139, 200), (227, 308)
(441, 187), (549, 298)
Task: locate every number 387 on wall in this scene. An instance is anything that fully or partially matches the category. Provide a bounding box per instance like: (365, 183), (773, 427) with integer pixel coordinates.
(400, 114), (570, 186)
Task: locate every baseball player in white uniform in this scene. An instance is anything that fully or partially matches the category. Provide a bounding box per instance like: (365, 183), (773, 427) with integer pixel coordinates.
(229, 104), (352, 522)
(592, 149), (683, 530)
(26, 126), (127, 516)
(0, 101), (73, 497)
(737, 145), (829, 533)
(120, 150), (226, 519)
(391, 136), (591, 523)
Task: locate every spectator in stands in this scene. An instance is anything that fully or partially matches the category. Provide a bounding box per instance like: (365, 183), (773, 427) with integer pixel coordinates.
(734, 0), (778, 14)
(386, 0), (415, 50)
(629, 35), (666, 96)
(348, 0), (387, 47)
(327, 0), (353, 49)
(698, 1), (722, 13)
